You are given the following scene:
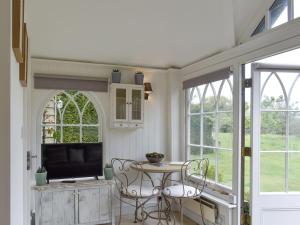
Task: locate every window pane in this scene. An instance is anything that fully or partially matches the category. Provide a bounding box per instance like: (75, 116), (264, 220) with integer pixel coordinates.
(218, 113), (233, 149)
(41, 126), (60, 144)
(56, 92), (69, 112)
(203, 84), (216, 112)
(203, 115), (216, 147)
(260, 152), (285, 192)
(218, 150), (232, 187)
(42, 108), (56, 125)
(190, 88), (201, 113)
(244, 157), (251, 201)
(261, 73), (286, 110)
(56, 108), (61, 124)
(288, 153), (300, 191)
(82, 126), (99, 143)
(203, 147), (216, 182)
(252, 17), (266, 36)
(190, 115), (200, 145)
(82, 102), (98, 124)
(261, 112), (286, 151)
(218, 80), (232, 111)
(294, 0), (300, 18)
(74, 93), (89, 112)
(63, 101), (80, 124)
(132, 90), (142, 120)
(270, 0), (288, 28)
(63, 126), (80, 143)
(189, 146), (200, 160)
(66, 90), (78, 96)
(289, 112), (300, 151)
(116, 88), (127, 120)
(289, 75), (300, 110)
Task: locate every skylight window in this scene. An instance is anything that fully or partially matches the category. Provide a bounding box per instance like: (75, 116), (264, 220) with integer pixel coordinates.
(252, 17), (266, 36)
(251, 0), (299, 37)
(294, 0), (300, 18)
(270, 0), (288, 28)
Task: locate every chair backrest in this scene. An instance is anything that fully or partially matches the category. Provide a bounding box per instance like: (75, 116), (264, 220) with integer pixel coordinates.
(111, 158), (148, 197)
(176, 158), (209, 198)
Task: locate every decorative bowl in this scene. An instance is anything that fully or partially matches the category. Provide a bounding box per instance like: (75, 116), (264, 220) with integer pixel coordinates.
(146, 152), (164, 163)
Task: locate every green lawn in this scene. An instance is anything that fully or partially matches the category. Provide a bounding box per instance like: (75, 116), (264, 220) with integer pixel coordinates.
(190, 133), (300, 200)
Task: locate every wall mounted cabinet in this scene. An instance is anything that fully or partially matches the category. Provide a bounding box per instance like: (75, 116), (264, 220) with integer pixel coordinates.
(110, 83), (144, 128)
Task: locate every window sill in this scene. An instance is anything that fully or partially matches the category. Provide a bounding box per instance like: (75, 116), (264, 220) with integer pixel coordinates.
(190, 176), (237, 205)
(201, 191), (237, 209)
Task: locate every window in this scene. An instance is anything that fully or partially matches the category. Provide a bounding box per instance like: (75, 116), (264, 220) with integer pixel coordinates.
(295, 0), (300, 18)
(260, 71), (300, 192)
(252, 17), (266, 36)
(186, 76), (233, 188)
(251, 0), (299, 37)
(41, 90), (102, 144)
(270, 0), (288, 28)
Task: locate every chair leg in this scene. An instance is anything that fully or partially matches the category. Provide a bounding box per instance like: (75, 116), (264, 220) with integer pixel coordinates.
(134, 199), (138, 223)
(118, 198), (122, 225)
(179, 199), (183, 225)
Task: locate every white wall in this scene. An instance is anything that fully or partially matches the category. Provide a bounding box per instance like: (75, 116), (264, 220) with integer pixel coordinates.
(30, 59), (169, 168)
(0, 0), (12, 224)
(0, 0), (26, 224)
(10, 51), (25, 225)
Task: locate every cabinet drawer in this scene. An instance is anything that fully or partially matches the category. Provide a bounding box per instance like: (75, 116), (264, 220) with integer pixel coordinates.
(128, 123), (143, 128)
(112, 122), (129, 128)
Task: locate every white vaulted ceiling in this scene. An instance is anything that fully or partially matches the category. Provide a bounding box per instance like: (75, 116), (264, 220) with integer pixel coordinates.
(26, 0), (267, 69)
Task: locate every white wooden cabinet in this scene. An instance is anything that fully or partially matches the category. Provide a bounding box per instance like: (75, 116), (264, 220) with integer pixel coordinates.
(34, 180), (115, 225)
(110, 83), (144, 128)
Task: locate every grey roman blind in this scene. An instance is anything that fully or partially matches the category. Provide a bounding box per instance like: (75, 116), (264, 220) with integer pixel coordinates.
(183, 67), (232, 89)
(34, 74), (108, 92)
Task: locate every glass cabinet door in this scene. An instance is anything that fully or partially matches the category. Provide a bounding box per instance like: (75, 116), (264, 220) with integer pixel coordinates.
(116, 88), (127, 120)
(131, 89), (142, 121)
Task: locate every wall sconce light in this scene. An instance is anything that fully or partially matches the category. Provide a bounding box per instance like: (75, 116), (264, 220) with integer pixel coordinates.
(144, 82), (152, 100)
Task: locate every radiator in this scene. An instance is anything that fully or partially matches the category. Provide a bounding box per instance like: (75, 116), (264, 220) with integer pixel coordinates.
(183, 197), (217, 223)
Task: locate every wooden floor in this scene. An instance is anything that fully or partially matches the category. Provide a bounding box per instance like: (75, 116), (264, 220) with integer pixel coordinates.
(115, 213), (197, 225)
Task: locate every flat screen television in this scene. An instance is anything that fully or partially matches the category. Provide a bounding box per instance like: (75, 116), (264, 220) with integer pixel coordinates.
(41, 143), (103, 182)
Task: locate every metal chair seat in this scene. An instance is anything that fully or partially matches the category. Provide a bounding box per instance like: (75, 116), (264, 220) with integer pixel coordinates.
(163, 184), (200, 198)
(122, 185), (159, 198)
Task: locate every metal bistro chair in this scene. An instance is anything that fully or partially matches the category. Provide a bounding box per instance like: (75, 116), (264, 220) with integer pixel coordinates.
(162, 158), (209, 225)
(111, 158), (159, 224)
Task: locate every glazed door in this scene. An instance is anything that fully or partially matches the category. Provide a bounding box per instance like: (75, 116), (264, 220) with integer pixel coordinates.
(250, 63), (300, 225)
(114, 87), (128, 122)
(129, 87), (144, 124)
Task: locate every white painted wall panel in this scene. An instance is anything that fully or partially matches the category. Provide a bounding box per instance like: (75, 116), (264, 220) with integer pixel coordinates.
(0, 0), (12, 224)
(261, 209), (300, 225)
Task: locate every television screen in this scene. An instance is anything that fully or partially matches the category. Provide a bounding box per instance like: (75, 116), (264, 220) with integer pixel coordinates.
(41, 143), (103, 181)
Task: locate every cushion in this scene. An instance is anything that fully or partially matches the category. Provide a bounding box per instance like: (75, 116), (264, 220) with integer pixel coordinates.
(46, 147), (68, 164)
(163, 185), (200, 198)
(69, 148), (85, 163)
(122, 185), (159, 198)
(85, 148), (102, 162)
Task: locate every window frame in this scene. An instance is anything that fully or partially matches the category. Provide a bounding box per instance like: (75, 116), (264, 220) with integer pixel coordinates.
(41, 91), (102, 144)
(185, 76), (234, 194)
